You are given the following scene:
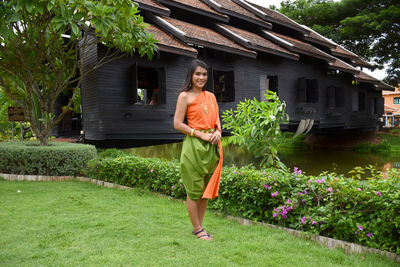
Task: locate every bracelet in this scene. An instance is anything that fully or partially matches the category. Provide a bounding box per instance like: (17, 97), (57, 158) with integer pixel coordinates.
(190, 128), (195, 137)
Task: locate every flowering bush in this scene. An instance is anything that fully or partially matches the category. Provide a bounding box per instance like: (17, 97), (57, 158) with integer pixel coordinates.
(85, 151), (400, 254)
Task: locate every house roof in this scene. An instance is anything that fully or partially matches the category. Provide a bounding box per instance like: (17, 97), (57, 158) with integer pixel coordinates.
(243, 1), (309, 34)
(328, 58), (359, 74)
(214, 23), (299, 61)
(301, 25), (336, 49)
(151, 15), (257, 58)
(135, 0), (171, 16)
(202, 0), (272, 29)
(158, 0), (229, 22)
(300, 25), (374, 69)
(147, 24), (198, 58)
(260, 30), (335, 62)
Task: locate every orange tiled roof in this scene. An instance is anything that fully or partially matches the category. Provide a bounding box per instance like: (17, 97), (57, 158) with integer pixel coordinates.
(243, 0), (308, 33)
(159, 0), (228, 21)
(204, 0), (271, 28)
(154, 16), (257, 57)
(148, 24), (198, 57)
(215, 23), (299, 60)
(262, 30), (335, 62)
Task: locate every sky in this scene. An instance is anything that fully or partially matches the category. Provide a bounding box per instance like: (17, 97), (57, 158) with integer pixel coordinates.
(246, 0), (386, 80)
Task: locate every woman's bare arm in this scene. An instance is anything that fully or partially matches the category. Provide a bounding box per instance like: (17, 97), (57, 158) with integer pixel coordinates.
(173, 92), (215, 143)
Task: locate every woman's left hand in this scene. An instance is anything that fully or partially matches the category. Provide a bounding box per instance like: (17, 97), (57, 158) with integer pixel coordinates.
(210, 130), (221, 145)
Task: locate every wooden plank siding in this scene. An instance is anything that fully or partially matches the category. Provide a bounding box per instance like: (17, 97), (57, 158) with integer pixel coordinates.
(81, 46), (381, 143)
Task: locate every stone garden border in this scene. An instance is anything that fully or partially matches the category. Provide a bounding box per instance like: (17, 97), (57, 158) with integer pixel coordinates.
(1, 172), (399, 263)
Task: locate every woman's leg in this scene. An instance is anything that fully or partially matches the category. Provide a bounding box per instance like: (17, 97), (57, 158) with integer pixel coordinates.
(197, 198), (208, 228)
(186, 195), (212, 240)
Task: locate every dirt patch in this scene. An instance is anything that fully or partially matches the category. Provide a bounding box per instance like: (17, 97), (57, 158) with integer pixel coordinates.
(305, 132), (383, 150)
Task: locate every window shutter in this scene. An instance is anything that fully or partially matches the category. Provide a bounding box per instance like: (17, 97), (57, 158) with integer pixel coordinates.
(327, 86), (335, 109)
(310, 79), (319, 102)
(226, 71), (235, 101)
(297, 77), (306, 102)
(158, 67), (166, 104)
(377, 97), (384, 115)
(130, 63), (137, 104)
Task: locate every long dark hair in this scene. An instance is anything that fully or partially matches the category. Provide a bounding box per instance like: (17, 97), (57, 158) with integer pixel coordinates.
(180, 59), (209, 92)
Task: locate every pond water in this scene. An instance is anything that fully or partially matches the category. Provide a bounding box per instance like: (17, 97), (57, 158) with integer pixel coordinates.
(126, 142), (400, 177)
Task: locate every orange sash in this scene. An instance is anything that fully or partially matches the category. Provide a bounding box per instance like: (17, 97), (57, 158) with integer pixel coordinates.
(186, 91), (223, 199)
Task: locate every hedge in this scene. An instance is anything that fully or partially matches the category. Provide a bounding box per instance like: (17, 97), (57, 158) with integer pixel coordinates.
(0, 141), (97, 176)
(85, 151), (400, 254)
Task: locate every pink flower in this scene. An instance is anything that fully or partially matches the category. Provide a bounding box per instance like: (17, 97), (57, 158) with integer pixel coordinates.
(357, 225), (364, 231)
(150, 169), (153, 173)
(263, 171), (266, 175)
(357, 188), (362, 191)
(308, 179), (312, 183)
(272, 213), (277, 218)
(271, 191), (279, 197)
(286, 199), (292, 204)
(171, 185), (175, 189)
(304, 190), (308, 195)
(180, 184), (184, 188)
(133, 169), (136, 171)
(301, 217), (306, 224)
(327, 187), (333, 193)
(368, 233), (373, 238)
(311, 220), (316, 225)
(264, 184), (271, 190)
(355, 231), (358, 235)
(233, 171), (237, 174)
(376, 191), (382, 197)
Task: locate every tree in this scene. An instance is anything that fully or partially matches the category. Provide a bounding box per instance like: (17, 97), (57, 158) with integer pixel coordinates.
(222, 91), (289, 169)
(279, 0), (400, 86)
(0, 0), (157, 145)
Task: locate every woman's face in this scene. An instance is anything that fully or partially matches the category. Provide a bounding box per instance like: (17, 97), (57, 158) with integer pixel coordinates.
(191, 66), (208, 89)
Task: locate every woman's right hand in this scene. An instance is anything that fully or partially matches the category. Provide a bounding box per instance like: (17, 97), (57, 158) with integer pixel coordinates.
(198, 132), (217, 144)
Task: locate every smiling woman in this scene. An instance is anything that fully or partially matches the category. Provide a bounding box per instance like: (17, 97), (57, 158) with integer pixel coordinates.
(173, 59), (223, 240)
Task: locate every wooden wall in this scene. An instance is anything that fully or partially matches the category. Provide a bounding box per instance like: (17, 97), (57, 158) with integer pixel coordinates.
(81, 45), (383, 143)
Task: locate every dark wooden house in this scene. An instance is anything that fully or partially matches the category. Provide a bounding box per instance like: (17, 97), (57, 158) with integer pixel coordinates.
(80, 0), (394, 146)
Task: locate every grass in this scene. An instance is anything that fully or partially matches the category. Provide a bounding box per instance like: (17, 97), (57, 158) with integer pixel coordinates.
(0, 179), (397, 266)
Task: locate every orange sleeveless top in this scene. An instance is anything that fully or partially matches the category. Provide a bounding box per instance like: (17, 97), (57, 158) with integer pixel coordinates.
(186, 91), (223, 199)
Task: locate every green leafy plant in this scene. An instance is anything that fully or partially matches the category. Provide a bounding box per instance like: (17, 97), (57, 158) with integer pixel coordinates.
(0, 0), (157, 145)
(222, 91), (289, 169)
(84, 150), (400, 254)
(0, 141), (96, 176)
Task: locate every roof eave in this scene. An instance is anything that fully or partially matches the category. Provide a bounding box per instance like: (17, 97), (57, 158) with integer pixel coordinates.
(303, 35), (336, 49)
(186, 37), (257, 58)
(156, 44), (198, 58)
(158, 0), (229, 23)
(137, 2), (171, 17)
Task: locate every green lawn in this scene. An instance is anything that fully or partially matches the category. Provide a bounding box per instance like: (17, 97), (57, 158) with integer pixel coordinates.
(0, 179), (397, 266)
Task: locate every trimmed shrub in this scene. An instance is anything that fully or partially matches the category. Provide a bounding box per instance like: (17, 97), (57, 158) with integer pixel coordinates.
(85, 151), (400, 254)
(0, 141), (96, 176)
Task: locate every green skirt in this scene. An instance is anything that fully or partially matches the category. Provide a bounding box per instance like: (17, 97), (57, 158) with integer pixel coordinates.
(180, 135), (219, 201)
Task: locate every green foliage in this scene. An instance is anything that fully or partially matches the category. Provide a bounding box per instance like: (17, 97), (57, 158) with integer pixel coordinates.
(222, 91), (289, 169)
(279, 0), (400, 85)
(0, 141), (96, 176)
(0, 0), (157, 145)
(85, 150), (400, 254)
(355, 138), (400, 153)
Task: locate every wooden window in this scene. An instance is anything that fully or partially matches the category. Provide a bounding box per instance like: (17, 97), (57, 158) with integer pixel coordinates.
(352, 91), (358, 111)
(130, 64), (166, 105)
(260, 75), (278, 101)
(358, 91), (365, 111)
(394, 97), (400, 104)
(298, 77), (318, 103)
(352, 91), (365, 111)
(213, 70), (234, 102)
(328, 86), (345, 109)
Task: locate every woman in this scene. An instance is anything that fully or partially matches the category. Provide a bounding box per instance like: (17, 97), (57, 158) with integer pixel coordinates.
(174, 60), (223, 240)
